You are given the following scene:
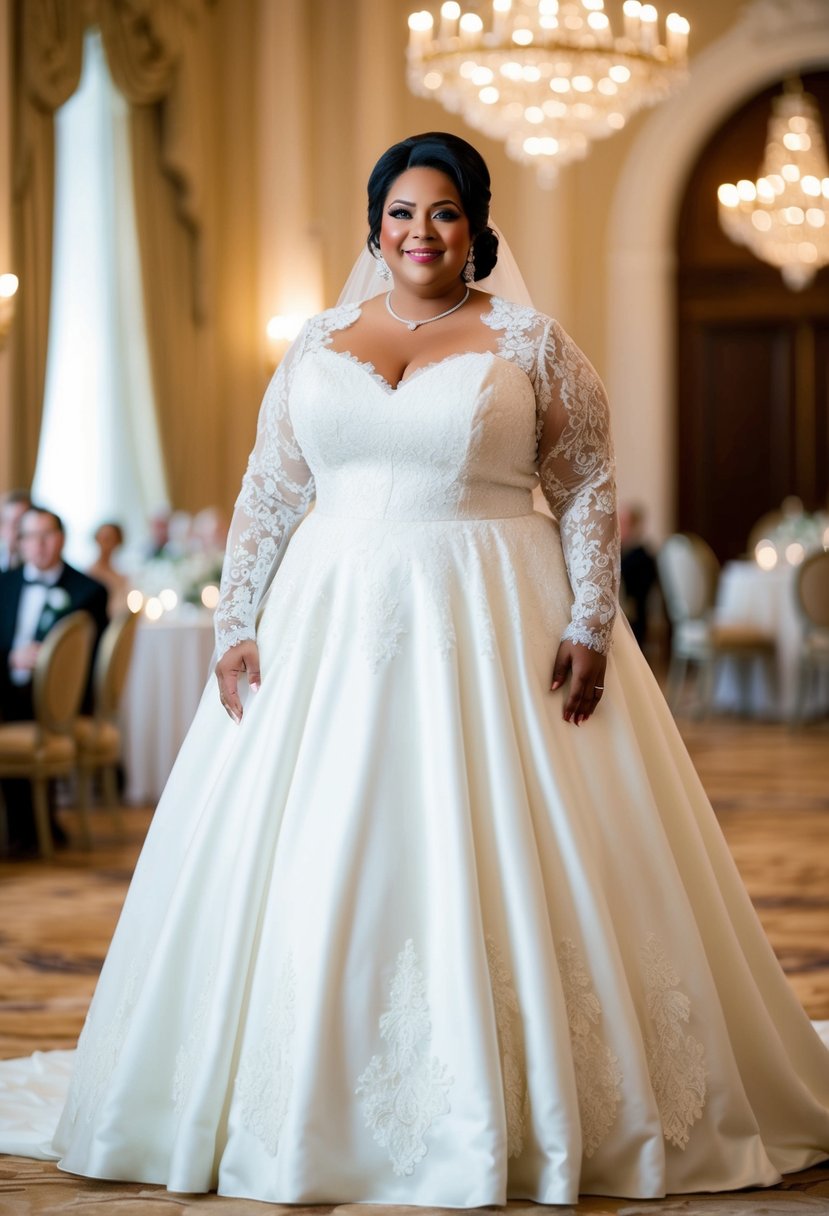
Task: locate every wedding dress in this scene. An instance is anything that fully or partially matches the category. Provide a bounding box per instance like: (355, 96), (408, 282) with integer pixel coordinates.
(1, 297), (828, 1207)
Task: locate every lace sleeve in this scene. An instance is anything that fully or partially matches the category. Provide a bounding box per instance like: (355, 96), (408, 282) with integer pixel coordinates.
(214, 326), (315, 659)
(535, 319), (620, 654)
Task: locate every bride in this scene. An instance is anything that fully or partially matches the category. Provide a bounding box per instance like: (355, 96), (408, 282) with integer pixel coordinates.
(1, 131), (828, 1207)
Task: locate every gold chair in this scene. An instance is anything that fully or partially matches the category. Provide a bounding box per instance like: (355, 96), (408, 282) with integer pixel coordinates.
(0, 611), (95, 858)
(793, 550), (829, 722)
(657, 533), (776, 716)
(74, 610), (139, 846)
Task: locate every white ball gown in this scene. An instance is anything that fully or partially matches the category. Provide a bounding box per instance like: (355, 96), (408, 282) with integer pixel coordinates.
(1, 297), (828, 1207)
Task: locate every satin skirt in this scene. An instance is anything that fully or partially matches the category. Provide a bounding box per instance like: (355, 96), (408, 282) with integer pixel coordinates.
(1, 511), (828, 1206)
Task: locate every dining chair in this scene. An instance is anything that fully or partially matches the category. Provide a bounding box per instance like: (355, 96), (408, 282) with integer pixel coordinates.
(0, 611), (95, 858)
(657, 532), (776, 716)
(793, 550), (829, 723)
(74, 610), (139, 846)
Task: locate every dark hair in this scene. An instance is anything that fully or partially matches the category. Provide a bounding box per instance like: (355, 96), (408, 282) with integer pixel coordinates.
(1, 488), (32, 507)
(366, 132), (499, 281)
(96, 520), (124, 545)
(22, 505), (64, 534)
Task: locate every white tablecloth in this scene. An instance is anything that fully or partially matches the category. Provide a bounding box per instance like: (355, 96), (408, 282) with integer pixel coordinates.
(121, 610), (215, 803)
(714, 561), (826, 719)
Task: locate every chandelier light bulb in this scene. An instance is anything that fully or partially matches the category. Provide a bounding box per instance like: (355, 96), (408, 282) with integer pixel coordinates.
(406, 0), (690, 185)
(718, 83), (829, 291)
(408, 10), (434, 31)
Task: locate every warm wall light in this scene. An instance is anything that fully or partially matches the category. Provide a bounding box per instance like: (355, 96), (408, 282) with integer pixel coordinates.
(266, 313), (305, 373)
(0, 274), (18, 347)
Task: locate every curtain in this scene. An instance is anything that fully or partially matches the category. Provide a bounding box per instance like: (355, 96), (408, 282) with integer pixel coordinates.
(12, 0), (84, 484)
(12, 0), (213, 502)
(33, 28), (168, 565)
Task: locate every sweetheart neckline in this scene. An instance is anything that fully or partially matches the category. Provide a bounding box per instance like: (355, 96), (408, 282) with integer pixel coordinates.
(317, 346), (513, 395)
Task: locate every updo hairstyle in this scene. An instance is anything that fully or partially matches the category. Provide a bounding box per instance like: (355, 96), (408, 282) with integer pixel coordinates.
(366, 132), (499, 282)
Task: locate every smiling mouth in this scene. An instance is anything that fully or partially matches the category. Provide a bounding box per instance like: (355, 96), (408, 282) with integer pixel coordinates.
(404, 250), (442, 262)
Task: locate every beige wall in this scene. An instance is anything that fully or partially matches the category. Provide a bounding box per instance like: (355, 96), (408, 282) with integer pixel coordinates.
(248, 0), (752, 531)
(0, 0), (810, 524)
(258, 0), (747, 331)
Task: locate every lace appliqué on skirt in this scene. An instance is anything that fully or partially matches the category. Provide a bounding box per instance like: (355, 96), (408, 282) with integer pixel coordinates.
(356, 939), (453, 1177)
(642, 934), (707, 1149)
(486, 936), (528, 1158)
(234, 956), (297, 1156)
(66, 957), (143, 1125)
(557, 939), (622, 1157)
(171, 967), (215, 1116)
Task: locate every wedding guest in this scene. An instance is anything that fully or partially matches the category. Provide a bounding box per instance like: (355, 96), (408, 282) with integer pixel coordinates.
(620, 502), (658, 649)
(145, 508), (172, 560)
(166, 510), (194, 557)
(0, 489), (32, 572)
(0, 506), (109, 852)
(88, 521), (130, 615)
(191, 507), (228, 556)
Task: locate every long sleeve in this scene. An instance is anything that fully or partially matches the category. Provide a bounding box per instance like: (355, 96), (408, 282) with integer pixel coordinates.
(214, 326), (315, 660)
(535, 319), (620, 654)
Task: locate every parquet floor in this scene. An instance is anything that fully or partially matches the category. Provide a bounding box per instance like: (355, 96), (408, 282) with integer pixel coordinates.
(0, 714), (828, 1213)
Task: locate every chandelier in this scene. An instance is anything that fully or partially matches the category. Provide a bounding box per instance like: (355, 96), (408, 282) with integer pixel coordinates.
(406, 0), (690, 186)
(718, 83), (829, 292)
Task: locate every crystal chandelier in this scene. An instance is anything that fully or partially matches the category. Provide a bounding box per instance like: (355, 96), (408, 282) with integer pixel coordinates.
(406, 0), (690, 186)
(718, 83), (829, 292)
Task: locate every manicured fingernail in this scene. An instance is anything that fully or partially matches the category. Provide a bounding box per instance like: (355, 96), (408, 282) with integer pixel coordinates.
(551, 680), (561, 690)
(231, 711), (241, 725)
(251, 682), (260, 693)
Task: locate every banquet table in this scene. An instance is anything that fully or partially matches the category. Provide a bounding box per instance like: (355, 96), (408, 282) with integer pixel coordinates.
(714, 560), (827, 719)
(121, 609), (215, 804)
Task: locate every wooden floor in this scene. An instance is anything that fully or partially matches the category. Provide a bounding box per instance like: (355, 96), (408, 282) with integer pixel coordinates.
(0, 712), (828, 1212)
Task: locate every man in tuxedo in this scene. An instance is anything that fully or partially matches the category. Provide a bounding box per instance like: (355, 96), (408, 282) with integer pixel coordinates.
(0, 506), (109, 850)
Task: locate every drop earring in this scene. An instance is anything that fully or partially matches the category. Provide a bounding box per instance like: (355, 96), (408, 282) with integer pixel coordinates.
(375, 255), (392, 282)
(463, 245), (476, 283)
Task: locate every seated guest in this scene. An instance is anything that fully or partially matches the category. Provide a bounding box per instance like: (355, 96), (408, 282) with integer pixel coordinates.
(144, 508), (172, 560)
(191, 507), (228, 557)
(88, 520), (130, 615)
(0, 506), (109, 852)
(0, 489), (32, 572)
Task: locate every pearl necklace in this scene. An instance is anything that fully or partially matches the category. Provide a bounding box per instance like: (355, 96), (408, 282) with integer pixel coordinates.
(385, 287), (470, 331)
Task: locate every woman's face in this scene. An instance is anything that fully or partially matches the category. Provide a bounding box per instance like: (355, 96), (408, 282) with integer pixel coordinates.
(379, 166), (471, 297)
(96, 524), (121, 557)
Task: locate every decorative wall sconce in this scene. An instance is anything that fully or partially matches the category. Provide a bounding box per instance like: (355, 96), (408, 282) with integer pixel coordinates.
(266, 313), (305, 373)
(0, 274), (19, 347)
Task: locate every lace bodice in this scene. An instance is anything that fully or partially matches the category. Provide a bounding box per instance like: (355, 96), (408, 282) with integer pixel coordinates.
(215, 297), (619, 658)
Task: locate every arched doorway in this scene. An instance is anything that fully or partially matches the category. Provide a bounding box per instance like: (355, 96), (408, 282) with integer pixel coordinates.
(676, 70), (829, 562)
(606, 0), (829, 542)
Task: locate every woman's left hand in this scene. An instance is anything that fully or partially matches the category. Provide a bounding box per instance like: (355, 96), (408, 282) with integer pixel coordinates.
(550, 640), (607, 725)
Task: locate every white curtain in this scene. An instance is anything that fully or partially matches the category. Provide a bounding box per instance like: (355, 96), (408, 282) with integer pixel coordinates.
(33, 28), (168, 568)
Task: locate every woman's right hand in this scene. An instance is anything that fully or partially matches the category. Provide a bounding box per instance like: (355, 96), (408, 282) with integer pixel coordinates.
(215, 640), (261, 724)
